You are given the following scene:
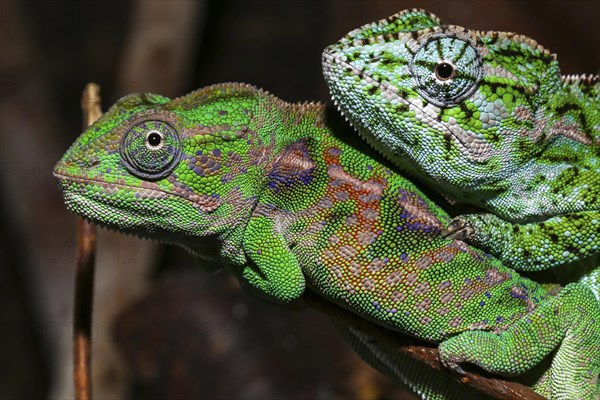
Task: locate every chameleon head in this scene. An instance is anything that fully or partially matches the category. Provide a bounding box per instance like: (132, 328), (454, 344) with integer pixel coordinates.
(322, 8), (558, 195)
(54, 85), (259, 253)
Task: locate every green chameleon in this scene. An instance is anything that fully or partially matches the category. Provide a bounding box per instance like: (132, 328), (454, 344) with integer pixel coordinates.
(322, 9), (600, 276)
(54, 83), (599, 399)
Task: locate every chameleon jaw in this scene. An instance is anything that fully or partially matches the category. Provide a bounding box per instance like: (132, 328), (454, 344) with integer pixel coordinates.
(53, 170), (166, 230)
(54, 170), (217, 258)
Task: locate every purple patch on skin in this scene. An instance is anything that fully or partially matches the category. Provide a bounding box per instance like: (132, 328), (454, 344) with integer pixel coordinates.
(328, 147), (342, 156)
(213, 148), (221, 157)
(298, 173), (314, 185)
(193, 167), (204, 176)
(510, 288), (528, 301)
(267, 140), (314, 191)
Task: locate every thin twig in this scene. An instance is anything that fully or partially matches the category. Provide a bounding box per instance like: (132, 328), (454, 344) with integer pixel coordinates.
(73, 83), (102, 400)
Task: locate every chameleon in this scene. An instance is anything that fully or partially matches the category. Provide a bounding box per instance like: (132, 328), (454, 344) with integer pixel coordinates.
(322, 8), (600, 276)
(54, 83), (599, 399)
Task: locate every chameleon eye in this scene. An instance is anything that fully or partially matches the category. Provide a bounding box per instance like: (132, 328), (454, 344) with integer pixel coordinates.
(121, 120), (182, 179)
(146, 130), (163, 149)
(434, 62), (455, 81)
(409, 37), (482, 107)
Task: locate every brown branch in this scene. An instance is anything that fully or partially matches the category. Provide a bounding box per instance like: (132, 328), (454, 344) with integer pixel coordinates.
(73, 83), (102, 400)
(303, 289), (545, 400)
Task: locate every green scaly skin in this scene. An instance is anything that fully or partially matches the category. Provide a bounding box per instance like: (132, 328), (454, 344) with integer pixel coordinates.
(54, 84), (599, 399)
(322, 9), (600, 277)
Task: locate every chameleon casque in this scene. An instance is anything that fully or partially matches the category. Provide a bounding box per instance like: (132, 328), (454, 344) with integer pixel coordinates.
(322, 9), (600, 278)
(54, 83), (599, 399)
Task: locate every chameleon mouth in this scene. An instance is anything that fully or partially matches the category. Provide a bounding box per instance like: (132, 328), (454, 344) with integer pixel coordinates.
(56, 187), (211, 259)
(53, 169), (212, 256)
(53, 160), (222, 214)
(53, 170), (167, 227)
(53, 169), (171, 203)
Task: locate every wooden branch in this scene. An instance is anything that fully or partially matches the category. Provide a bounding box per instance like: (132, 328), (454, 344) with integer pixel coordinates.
(303, 289), (545, 400)
(73, 83), (102, 400)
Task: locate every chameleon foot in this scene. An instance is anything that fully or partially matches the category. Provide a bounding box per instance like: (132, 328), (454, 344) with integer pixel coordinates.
(441, 217), (474, 240)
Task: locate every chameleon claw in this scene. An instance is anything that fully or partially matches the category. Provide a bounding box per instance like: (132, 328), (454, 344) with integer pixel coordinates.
(441, 218), (474, 240)
(453, 364), (466, 375)
(439, 354), (466, 375)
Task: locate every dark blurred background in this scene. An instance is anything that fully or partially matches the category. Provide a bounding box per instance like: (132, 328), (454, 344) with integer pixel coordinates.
(1, 1), (598, 399)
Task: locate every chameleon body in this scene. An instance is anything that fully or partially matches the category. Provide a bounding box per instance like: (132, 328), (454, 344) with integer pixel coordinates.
(54, 84), (600, 399)
(322, 9), (600, 274)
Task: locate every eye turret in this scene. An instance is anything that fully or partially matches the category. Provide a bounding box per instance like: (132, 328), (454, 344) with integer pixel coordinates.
(121, 120), (182, 179)
(410, 37), (482, 107)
